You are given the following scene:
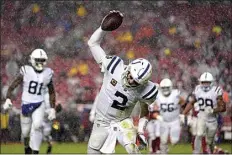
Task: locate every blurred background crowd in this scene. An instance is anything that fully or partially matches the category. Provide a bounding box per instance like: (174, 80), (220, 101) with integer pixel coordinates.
(1, 1), (231, 143)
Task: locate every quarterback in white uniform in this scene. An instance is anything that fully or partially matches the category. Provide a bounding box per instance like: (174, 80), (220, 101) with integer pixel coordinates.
(87, 11), (159, 154)
(154, 78), (185, 154)
(3, 49), (56, 154)
(182, 72), (226, 154)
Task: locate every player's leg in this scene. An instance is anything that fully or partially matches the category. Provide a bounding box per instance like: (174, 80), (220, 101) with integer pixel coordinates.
(194, 117), (206, 154)
(202, 136), (209, 154)
(170, 119), (181, 145)
(154, 120), (161, 153)
(146, 121), (156, 153)
(87, 122), (109, 154)
(206, 120), (218, 153)
(42, 121), (53, 154)
(29, 102), (45, 154)
(189, 116), (197, 152)
(160, 121), (169, 154)
(117, 118), (139, 154)
(20, 114), (32, 154)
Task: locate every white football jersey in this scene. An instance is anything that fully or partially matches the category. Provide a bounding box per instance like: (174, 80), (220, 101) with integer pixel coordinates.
(95, 56), (159, 123)
(20, 65), (53, 103)
(156, 89), (181, 122)
(193, 85), (223, 121)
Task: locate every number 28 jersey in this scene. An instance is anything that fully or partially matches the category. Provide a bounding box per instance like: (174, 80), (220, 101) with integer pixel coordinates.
(193, 85), (223, 121)
(20, 65), (53, 103)
(156, 89), (181, 122)
(95, 56), (159, 123)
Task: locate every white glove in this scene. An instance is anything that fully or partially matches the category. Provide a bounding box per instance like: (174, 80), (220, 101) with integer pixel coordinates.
(3, 98), (13, 110)
(89, 113), (95, 123)
(179, 114), (185, 125)
(205, 106), (214, 115)
(156, 115), (163, 122)
(48, 108), (56, 120)
(194, 101), (200, 111)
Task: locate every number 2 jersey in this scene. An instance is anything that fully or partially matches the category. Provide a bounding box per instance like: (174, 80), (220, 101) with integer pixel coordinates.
(95, 56), (159, 123)
(20, 65), (54, 104)
(193, 85), (223, 122)
(156, 89), (181, 122)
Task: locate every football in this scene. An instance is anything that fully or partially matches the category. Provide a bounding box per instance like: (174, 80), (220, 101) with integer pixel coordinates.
(101, 10), (123, 31)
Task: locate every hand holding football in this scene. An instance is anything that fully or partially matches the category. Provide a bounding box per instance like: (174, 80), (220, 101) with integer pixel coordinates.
(101, 10), (123, 31)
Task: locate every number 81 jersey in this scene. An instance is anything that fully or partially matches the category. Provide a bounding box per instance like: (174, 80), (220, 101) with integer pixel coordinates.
(20, 65), (53, 103)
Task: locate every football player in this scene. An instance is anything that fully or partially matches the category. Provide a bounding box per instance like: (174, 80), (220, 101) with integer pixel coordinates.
(182, 72), (226, 154)
(87, 10), (159, 154)
(155, 78), (185, 154)
(3, 49), (56, 154)
(146, 104), (162, 154)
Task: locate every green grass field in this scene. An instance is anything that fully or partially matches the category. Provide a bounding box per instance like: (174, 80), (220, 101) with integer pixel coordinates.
(1, 142), (231, 154)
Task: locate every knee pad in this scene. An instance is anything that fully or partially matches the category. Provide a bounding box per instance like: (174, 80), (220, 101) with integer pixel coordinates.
(88, 131), (108, 150)
(124, 143), (139, 154)
(21, 123), (31, 137)
(32, 121), (43, 131)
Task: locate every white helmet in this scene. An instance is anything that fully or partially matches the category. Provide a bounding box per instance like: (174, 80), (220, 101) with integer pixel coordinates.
(199, 72), (214, 92)
(122, 58), (152, 88)
(30, 49), (48, 71)
(160, 78), (173, 96)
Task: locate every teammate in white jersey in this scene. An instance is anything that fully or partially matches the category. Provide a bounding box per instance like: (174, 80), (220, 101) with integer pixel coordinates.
(87, 10), (159, 154)
(154, 78), (185, 154)
(3, 49), (56, 154)
(182, 72), (226, 153)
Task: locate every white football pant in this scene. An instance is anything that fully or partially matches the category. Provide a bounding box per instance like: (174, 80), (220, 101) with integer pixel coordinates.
(20, 101), (45, 151)
(88, 118), (138, 154)
(160, 119), (181, 154)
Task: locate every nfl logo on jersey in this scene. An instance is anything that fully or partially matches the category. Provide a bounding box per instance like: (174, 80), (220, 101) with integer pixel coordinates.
(110, 78), (117, 86)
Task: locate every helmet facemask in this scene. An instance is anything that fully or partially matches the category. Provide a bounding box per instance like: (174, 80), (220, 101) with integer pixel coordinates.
(200, 81), (212, 92)
(122, 66), (140, 89)
(160, 78), (173, 96)
(31, 58), (47, 71)
(161, 87), (172, 96)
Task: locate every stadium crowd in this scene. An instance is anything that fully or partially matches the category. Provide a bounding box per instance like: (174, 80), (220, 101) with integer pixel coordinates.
(1, 1), (231, 143)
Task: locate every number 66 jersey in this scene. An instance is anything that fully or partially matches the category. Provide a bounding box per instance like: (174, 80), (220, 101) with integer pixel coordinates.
(95, 56), (159, 124)
(20, 65), (53, 103)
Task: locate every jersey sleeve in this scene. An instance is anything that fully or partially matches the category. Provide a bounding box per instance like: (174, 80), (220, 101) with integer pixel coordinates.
(45, 68), (54, 85)
(140, 82), (159, 105)
(19, 66), (26, 76)
(214, 86), (223, 97)
(101, 55), (123, 74)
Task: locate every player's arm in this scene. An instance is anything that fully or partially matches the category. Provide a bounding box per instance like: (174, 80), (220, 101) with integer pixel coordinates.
(178, 96), (186, 107)
(47, 80), (56, 109)
(3, 74), (23, 110)
(87, 26), (107, 65)
(88, 11), (123, 71)
(182, 94), (197, 115)
(6, 75), (23, 99)
(137, 102), (149, 149)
